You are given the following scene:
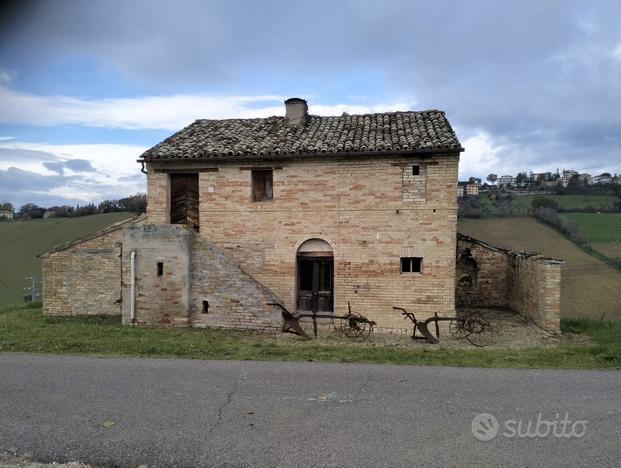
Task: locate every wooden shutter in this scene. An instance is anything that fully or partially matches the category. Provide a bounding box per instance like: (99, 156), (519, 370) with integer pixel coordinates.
(170, 173), (199, 231)
(252, 169), (273, 202)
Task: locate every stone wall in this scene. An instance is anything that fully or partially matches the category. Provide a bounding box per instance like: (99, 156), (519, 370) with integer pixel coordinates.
(120, 224), (282, 330)
(42, 217), (144, 316)
(146, 153), (460, 332)
(456, 233), (562, 333)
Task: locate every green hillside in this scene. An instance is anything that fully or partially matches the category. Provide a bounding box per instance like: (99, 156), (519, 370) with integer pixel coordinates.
(0, 213), (135, 307)
(563, 213), (621, 242)
(459, 217), (621, 320)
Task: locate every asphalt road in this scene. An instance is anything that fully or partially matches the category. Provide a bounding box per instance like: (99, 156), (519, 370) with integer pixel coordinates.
(0, 354), (619, 467)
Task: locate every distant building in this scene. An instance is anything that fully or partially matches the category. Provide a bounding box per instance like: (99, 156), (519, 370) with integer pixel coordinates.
(0, 209), (13, 220)
(457, 181), (479, 197)
(498, 175), (514, 187)
(593, 173), (613, 185)
(577, 173), (592, 185)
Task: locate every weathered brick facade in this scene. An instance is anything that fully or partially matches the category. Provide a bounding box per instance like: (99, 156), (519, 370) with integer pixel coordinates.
(41, 216), (145, 316)
(144, 154), (459, 331)
(457, 234), (562, 332)
(41, 102), (562, 335)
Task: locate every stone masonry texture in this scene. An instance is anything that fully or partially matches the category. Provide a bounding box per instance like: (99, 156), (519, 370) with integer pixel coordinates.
(457, 234), (562, 333)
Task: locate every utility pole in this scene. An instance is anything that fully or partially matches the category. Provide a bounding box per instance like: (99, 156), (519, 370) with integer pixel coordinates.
(24, 276), (39, 302)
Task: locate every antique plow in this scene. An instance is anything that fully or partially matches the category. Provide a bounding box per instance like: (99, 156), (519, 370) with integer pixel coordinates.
(267, 302), (376, 341)
(393, 306), (492, 347)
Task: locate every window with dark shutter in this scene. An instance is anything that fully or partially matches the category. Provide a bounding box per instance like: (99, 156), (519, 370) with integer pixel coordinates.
(170, 173), (199, 231)
(251, 169), (273, 202)
(400, 257), (423, 273)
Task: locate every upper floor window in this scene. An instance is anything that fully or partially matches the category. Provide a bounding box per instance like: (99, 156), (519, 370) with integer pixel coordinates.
(400, 257), (423, 274)
(170, 173), (199, 231)
(252, 169), (273, 202)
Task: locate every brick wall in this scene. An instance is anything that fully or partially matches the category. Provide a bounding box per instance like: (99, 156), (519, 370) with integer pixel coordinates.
(146, 153), (459, 332)
(456, 234), (562, 333)
(120, 224), (282, 329)
(42, 217), (144, 316)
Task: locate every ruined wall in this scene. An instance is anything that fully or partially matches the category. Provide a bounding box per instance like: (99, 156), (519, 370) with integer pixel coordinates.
(120, 224), (282, 330)
(508, 256), (562, 332)
(147, 154), (460, 332)
(456, 237), (508, 307)
(42, 217), (144, 316)
(456, 234), (562, 333)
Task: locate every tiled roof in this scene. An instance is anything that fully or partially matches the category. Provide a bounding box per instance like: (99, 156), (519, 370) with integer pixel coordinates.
(140, 110), (462, 161)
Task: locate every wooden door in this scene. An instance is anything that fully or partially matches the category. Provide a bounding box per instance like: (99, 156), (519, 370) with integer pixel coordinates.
(170, 173), (199, 231)
(296, 256), (333, 313)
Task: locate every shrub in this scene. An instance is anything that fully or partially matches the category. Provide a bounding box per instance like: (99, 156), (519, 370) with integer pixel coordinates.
(531, 196), (560, 212)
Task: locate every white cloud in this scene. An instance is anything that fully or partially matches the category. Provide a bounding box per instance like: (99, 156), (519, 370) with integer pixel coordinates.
(457, 130), (503, 178)
(0, 71), (16, 84)
(0, 86), (414, 131)
(0, 141), (147, 204)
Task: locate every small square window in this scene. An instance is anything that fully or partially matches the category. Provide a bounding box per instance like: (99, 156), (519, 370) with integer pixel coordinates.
(412, 165), (420, 176)
(251, 169), (273, 202)
(400, 257), (422, 273)
(157, 262), (164, 276)
(202, 300), (209, 314)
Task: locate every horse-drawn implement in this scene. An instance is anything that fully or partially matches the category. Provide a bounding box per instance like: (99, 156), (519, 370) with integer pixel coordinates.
(268, 302), (376, 341)
(393, 306), (493, 347)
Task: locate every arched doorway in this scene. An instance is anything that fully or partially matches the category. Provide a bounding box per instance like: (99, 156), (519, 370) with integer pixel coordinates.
(296, 239), (334, 314)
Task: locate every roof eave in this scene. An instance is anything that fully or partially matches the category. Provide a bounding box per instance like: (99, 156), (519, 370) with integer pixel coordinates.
(137, 146), (465, 164)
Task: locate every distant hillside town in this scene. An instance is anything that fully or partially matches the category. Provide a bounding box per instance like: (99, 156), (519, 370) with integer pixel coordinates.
(458, 169), (621, 197)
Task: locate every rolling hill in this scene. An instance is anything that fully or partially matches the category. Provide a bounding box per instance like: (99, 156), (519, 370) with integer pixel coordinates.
(459, 217), (621, 320)
(0, 213), (135, 307)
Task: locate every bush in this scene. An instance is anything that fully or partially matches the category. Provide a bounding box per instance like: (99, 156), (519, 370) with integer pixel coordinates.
(531, 196), (560, 212)
(534, 206), (586, 245)
(458, 196), (482, 218)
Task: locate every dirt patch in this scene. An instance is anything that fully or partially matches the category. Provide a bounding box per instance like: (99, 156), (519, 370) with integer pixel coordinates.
(273, 307), (576, 350)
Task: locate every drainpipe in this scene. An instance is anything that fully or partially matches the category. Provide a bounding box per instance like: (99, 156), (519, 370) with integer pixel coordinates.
(130, 250), (137, 324)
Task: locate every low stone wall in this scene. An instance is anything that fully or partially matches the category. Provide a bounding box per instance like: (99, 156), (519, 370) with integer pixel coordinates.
(41, 216), (144, 316)
(456, 233), (562, 333)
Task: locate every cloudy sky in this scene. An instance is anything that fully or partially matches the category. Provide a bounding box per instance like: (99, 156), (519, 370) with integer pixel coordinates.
(0, 0), (619, 207)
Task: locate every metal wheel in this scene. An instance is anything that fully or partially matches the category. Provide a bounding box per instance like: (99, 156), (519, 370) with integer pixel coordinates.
(340, 314), (373, 342)
(463, 316), (493, 347)
(449, 319), (466, 340)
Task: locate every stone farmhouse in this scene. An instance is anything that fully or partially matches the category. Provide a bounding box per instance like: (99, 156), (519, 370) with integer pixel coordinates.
(42, 99), (562, 334)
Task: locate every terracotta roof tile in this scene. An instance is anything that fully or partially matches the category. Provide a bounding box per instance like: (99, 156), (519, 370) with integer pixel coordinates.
(140, 110), (462, 161)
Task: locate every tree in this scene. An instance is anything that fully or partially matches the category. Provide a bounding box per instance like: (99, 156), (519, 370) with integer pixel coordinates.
(18, 203), (45, 220)
(0, 201), (13, 212)
(515, 172), (528, 185)
(118, 193), (147, 214)
(486, 173), (498, 185)
(468, 177), (482, 185)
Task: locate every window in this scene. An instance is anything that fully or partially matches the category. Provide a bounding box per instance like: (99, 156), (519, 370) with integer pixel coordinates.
(251, 169), (273, 202)
(412, 165), (420, 176)
(157, 262), (164, 276)
(170, 173), (199, 231)
(202, 300), (209, 314)
(400, 257), (422, 273)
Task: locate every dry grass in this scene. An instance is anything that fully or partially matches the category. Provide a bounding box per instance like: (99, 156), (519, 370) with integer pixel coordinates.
(591, 242), (621, 262)
(458, 217), (621, 320)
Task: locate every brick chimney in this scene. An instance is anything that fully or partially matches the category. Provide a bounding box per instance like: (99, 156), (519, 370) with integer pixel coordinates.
(284, 98), (309, 126)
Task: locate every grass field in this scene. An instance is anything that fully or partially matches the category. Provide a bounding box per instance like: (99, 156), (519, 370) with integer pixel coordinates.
(563, 213), (621, 242)
(511, 194), (620, 212)
(1, 304), (619, 369)
(0, 213), (135, 307)
(458, 217), (621, 320)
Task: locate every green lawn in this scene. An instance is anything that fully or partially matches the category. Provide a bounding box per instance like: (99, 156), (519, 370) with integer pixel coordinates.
(0, 213), (135, 307)
(563, 213), (621, 243)
(1, 304), (619, 369)
(512, 194), (620, 212)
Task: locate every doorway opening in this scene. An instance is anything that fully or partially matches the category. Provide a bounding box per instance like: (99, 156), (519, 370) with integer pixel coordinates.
(296, 239), (333, 314)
